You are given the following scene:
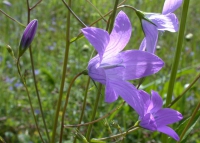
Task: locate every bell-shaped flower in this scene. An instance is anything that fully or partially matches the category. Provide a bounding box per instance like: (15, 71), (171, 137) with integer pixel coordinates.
(138, 0), (182, 53)
(137, 90), (183, 141)
(18, 19), (38, 58)
(81, 11), (164, 106)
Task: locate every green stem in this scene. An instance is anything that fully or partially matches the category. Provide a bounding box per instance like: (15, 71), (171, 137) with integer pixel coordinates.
(0, 9), (25, 27)
(108, 0), (119, 33)
(168, 73), (200, 108)
(17, 58), (45, 143)
(165, 0), (190, 106)
(86, 83), (102, 140)
(62, 0), (86, 27)
(178, 102), (200, 142)
(73, 77), (91, 143)
(91, 126), (139, 141)
(64, 101), (125, 128)
(59, 71), (84, 143)
(163, 0), (190, 142)
(26, 0), (50, 140)
(51, 0), (71, 142)
(29, 47), (50, 142)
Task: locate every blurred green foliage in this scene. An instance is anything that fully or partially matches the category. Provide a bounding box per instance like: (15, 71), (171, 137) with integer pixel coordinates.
(0, 0), (200, 142)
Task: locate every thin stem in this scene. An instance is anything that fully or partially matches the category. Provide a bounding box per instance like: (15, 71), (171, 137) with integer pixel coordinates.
(62, 0), (87, 27)
(168, 73), (200, 108)
(64, 101), (125, 128)
(51, 0), (71, 142)
(86, 0), (107, 22)
(0, 9), (25, 27)
(30, 0), (42, 10)
(178, 102), (200, 142)
(165, 0), (190, 106)
(26, 1), (50, 141)
(108, 0), (119, 33)
(86, 83), (102, 140)
(73, 77), (91, 143)
(29, 47), (50, 142)
(91, 126), (139, 141)
(59, 71), (85, 143)
(16, 58), (45, 143)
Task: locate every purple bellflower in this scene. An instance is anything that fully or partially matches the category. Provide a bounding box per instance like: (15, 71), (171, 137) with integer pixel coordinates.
(138, 0), (182, 53)
(137, 90), (183, 141)
(82, 11), (164, 106)
(18, 19), (38, 57)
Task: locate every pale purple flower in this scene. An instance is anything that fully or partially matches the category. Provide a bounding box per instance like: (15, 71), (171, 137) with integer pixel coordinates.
(82, 11), (164, 105)
(18, 19), (38, 57)
(137, 90), (183, 141)
(139, 0), (182, 53)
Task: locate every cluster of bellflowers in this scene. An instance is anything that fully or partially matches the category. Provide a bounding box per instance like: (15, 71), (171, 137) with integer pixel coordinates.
(18, 0), (183, 141)
(82, 0), (183, 141)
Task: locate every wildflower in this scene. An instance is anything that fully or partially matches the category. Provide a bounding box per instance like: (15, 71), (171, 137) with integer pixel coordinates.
(138, 0), (182, 53)
(82, 11), (164, 104)
(137, 90), (183, 141)
(18, 19), (38, 58)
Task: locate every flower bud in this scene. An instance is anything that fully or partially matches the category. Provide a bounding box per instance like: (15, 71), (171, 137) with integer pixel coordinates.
(18, 19), (38, 58)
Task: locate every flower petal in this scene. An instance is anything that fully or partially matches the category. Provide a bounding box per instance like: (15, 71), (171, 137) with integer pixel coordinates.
(157, 125), (180, 141)
(104, 11), (132, 58)
(147, 13), (179, 32)
(115, 50), (164, 80)
(139, 38), (146, 51)
(105, 79), (119, 102)
(138, 90), (151, 115)
(107, 79), (144, 116)
(140, 20), (158, 53)
(155, 108), (183, 126)
(140, 113), (157, 131)
(147, 91), (163, 113)
(82, 27), (110, 62)
(162, 0), (182, 15)
(88, 56), (106, 84)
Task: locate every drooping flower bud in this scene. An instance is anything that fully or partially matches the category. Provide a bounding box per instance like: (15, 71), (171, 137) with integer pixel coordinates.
(18, 19), (38, 58)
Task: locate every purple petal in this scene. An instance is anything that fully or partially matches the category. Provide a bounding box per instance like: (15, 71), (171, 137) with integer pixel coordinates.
(147, 91), (163, 113)
(141, 20), (158, 53)
(140, 113), (157, 131)
(104, 11), (132, 58)
(107, 79), (144, 116)
(81, 27), (110, 62)
(138, 90), (151, 114)
(147, 13), (179, 32)
(105, 79), (119, 102)
(139, 38), (146, 51)
(162, 0), (182, 15)
(157, 126), (180, 141)
(115, 50), (164, 80)
(155, 108), (183, 126)
(88, 56), (106, 84)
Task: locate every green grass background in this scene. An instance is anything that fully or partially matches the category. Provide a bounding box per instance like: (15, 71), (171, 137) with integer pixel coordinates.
(0, 0), (200, 142)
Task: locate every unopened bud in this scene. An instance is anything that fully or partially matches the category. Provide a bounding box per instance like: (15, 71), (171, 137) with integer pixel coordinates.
(18, 19), (38, 58)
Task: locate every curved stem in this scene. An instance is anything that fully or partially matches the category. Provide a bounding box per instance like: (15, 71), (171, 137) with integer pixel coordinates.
(16, 58), (45, 143)
(30, 0), (42, 10)
(86, 83), (102, 140)
(64, 101), (125, 128)
(0, 9), (25, 27)
(178, 102), (200, 142)
(91, 126), (139, 141)
(73, 77), (91, 143)
(59, 71), (85, 143)
(51, 0), (71, 142)
(168, 73), (200, 108)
